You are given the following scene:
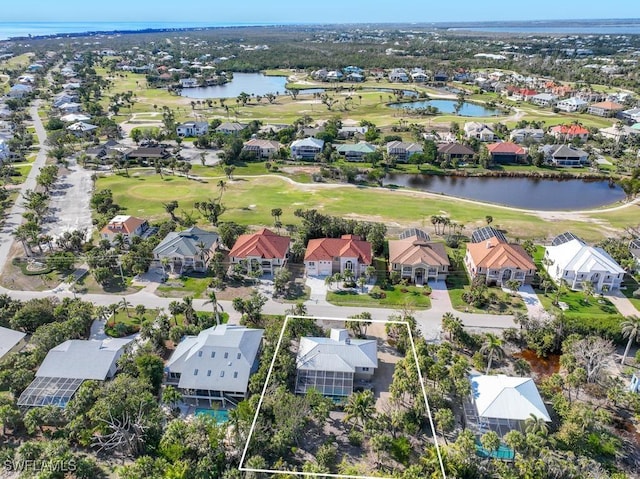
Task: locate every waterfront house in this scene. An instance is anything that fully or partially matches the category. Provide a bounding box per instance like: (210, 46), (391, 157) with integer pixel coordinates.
(542, 144), (589, 167)
(543, 232), (625, 292)
(486, 142), (527, 164)
(290, 137), (324, 160)
(228, 228), (290, 275)
(386, 141), (423, 162)
(304, 234), (372, 277)
(180, 78), (199, 88)
(153, 227), (219, 274)
(464, 227), (536, 286)
(336, 142), (377, 161)
(437, 142), (476, 162)
(165, 325), (263, 408)
(18, 339), (133, 408)
(295, 328), (377, 398)
(388, 229), (450, 284)
(389, 68), (409, 82)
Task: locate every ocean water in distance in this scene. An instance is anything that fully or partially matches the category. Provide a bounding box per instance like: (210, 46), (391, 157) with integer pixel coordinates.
(0, 22), (274, 41)
(449, 25), (640, 35)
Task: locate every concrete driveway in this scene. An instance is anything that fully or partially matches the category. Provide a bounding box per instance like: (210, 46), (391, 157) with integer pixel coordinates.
(605, 290), (640, 317)
(512, 285), (552, 321)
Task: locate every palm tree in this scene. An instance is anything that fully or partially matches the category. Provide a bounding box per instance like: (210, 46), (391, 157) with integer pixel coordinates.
(480, 333), (504, 374)
(120, 297), (132, 318)
(621, 315), (640, 365)
(168, 300), (183, 326)
(182, 296), (196, 325)
(286, 302), (307, 316)
(162, 385), (183, 410)
(217, 180), (226, 201)
(163, 200), (179, 222)
(343, 389), (375, 429)
(13, 225), (32, 257)
(524, 413), (548, 437)
(204, 290), (223, 326)
(324, 275), (334, 290)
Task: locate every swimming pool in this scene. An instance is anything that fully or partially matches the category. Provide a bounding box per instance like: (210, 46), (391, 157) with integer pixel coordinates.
(195, 408), (229, 423)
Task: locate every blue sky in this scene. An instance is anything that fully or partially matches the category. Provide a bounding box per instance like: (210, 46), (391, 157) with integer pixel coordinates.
(4, 0), (639, 23)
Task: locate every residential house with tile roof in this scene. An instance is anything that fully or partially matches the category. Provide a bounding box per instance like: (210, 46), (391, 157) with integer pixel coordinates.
(165, 325), (264, 408)
(549, 124), (589, 142)
(100, 215), (150, 245)
(228, 228), (290, 275)
(588, 101), (625, 117)
(486, 142), (527, 164)
(388, 231), (450, 284)
(295, 328), (377, 398)
(465, 231), (536, 286)
(304, 234), (372, 277)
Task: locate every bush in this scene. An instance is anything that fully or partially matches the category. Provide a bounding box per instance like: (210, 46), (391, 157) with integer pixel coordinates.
(12, 257), (54, 276)
(347, 430), (364, 447)
(565, 315), (624, 344)
(369, 287), (386, 299)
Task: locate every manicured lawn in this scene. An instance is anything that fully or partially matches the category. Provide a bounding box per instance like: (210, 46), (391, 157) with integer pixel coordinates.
(156, 272), (214, 299)
(326, 285), (431, 309)
(536, 287), (621, 319)
(95, 172), (627, 242)
(75, 272), (144, 295)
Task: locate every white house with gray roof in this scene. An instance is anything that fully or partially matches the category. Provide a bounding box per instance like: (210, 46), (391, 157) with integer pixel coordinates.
(0, 326), (26, 361)
(165, 325), (264, 408)
(18, 338), (133, 408)
(176, 121), (209, 137)
(153, 226), (219, 274)
(295, 328), (378, 398)
(544, 233), (625, 292)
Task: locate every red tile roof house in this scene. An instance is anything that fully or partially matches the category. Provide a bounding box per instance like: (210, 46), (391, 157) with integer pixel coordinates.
(486, 142), (527, 164)
(304, 235), (372, 277)
(549, 124), (589, 143)
(228, 228), (290, 275)
(100, 215), (150, 245)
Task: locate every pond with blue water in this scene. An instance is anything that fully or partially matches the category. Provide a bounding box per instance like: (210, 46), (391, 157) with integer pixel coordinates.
(389, 99), (503, 117)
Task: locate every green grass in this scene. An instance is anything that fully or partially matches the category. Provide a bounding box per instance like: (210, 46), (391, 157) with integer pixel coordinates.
(621, 278), (640, 311)
(536, 288), (621, 319)
(326, 284), (431, 309)
(156, 272), (214, 299)
(446, 270), (527, 315)
(95, 172), (630, 243)
(11, 163), (32, 183)
(2, 53), (34, 69)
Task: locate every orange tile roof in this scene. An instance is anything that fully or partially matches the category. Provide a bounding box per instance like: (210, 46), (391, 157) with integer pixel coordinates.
(228, 228), (290, 259)
(388, 237), (449, 267)
(550, 124), (589, 135)
(487, 142), (526, 155)
(304, 235), (372, 264)
(467, 237), (536, 271)
(100, 215), (146, 236)
(590, 101), (624, 111)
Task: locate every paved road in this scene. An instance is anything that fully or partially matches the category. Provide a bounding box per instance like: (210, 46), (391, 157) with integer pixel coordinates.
(0, 101), (50, 268)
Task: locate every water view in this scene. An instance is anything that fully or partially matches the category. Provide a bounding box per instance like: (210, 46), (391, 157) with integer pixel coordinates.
(389, 99), (502, 117)
(180, 73), (288, 99)
(384, 174), (625, 210)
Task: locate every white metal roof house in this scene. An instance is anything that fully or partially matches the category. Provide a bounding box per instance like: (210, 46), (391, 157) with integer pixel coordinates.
(18, 338), (133, 408)
(544, 233), (626, 292)
(165, 325), (264, 408)
(0, 326), (26, 361)
(295, 328), (378, 398)
(468, 375), (550, 436)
